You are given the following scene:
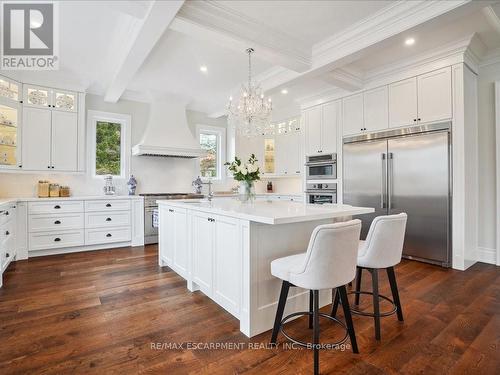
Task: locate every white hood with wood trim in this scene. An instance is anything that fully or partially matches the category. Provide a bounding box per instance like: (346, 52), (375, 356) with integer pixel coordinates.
(132, 97), (204, 158)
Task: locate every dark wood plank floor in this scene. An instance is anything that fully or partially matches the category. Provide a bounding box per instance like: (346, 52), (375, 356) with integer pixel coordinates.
(0, 245), (498, 374)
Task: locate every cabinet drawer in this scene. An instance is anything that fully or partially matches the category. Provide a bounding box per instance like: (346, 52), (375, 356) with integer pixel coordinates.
(29, 230), (84, 251)
(85, 211), (130, 229)
(29, 201), (83, 214)
(29, 213), (84, 232)
(0, 206), (15, 226)
(0, 219), (16, 244)
(85, 227), (131, 245)
(1, 233), (15, 265)
(85, 200), (131, 212)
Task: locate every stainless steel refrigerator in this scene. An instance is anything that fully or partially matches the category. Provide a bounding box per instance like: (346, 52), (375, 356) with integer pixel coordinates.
(343, 122), (451, 267)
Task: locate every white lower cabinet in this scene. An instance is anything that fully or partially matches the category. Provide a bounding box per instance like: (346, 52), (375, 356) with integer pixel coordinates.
(159, 205), (189, 279)
(159, 204), (242, 318)
(192, 210), (214, 295)
(26, 198), (142, 255)
(29, 230), (84, 251)
(213, 214), (241, 317)
(85, 227), (131, 245)
(0, 203), (17, 287)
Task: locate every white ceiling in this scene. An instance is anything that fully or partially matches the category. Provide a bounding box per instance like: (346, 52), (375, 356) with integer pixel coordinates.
(217, 0), (393, 46)
(128, 29), (273, 113)
(4, 0), (500, 117)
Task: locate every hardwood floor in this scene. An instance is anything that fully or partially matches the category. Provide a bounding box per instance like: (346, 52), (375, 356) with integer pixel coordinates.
(0, 245), (498, 374)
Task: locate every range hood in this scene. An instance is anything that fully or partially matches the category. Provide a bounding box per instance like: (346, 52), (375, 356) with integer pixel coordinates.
(132, 97), (205, 158)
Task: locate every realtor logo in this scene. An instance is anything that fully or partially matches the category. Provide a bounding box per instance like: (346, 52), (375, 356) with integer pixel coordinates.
(1, 1), (59, 70)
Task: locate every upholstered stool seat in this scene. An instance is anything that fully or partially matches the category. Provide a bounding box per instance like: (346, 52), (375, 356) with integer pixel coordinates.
(270, 220), (362, 375)
(332, 213), (408, 341)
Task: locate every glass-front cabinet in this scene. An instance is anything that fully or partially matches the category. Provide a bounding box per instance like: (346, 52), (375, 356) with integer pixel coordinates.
(263, 138), (275, 174)
(23, 84), (77, 112)
(0, 77), (22, 168)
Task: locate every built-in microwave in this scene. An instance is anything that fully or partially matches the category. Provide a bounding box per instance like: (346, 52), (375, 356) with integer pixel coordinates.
(305, 153), (337, 180)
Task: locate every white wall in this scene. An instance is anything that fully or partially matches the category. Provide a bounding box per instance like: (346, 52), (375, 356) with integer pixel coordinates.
(0, 94), (228, 197)
(477, 61), (500, 252)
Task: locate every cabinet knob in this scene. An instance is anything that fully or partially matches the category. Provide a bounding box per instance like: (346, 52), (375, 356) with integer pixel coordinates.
(6, 253), (9, 258)
(413, 119), (417, 122)
(54, 220), (61, 224)
(54, 205), (61, 209)
(106, 233), (112, 237)
(417, 118), (421, 121)
(54, 237), (61, 242)
(106, 203), (112, 207)
(5, 231), (9, 235)
(106, 217), (112, 222)
(168, 209), (174, 212)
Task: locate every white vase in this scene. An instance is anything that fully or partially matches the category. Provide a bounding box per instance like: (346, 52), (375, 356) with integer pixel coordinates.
(239, 180), (255, 202)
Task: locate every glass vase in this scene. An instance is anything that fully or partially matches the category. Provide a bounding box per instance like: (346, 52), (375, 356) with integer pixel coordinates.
(239, 180), (255, 203)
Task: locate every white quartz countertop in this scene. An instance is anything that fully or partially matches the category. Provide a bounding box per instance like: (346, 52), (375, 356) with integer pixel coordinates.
(0, 195), (143, 203)
(158, 199), (374, 225)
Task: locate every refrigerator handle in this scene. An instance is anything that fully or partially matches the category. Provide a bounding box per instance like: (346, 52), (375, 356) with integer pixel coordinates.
(381, 153), (387, 209)
(388, 152), (394, 210)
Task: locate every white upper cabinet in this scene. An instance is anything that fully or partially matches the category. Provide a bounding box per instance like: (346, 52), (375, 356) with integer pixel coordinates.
(287, 131), (302, 175)
(417, 67), (452, 124)
(304, 101), (338, 155)
(321, 100), (338, 154)
(305, 106), (322, 155)
(22, 107), (52, 170)
(363, 86), (388, 133)
(389, 77), (418, 128)
(23, 85), (52, 109)
(53, 89), (78, 112)
(342, 93), (364, 136)
(23, 84), (78, 112)
(51, 111), (78, 171)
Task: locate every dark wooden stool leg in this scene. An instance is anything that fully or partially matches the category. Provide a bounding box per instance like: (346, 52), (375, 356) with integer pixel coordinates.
(330, 288), (340, 318)
(371, 269), (381, 340)
(338, 285), (359, 353)
(309, 290), (313, 329)
(271, 281), (290, 344)
(313, 290), (320, 375)
(354, 267), (362, 305)
(387, 266), (404, 321)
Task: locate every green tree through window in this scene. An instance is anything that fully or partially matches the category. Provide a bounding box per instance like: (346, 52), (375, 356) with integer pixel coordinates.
(200, 133), (218, 178)
(96, 121), (121, 176)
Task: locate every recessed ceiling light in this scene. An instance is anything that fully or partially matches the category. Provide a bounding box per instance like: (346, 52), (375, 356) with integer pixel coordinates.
(281, 89), (288, 94)
(200, 65), (208, 73)
(405, 38), (415, 46)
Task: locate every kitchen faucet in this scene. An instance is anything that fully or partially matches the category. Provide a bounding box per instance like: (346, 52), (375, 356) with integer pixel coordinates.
(202, 179), (214, 201)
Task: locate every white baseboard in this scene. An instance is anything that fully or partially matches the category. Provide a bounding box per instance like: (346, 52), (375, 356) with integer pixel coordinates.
(476, 247), (497, 265)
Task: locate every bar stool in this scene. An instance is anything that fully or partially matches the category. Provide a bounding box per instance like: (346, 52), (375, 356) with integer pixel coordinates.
(270, 220), (362, 375)
(331, 213), (407, 340)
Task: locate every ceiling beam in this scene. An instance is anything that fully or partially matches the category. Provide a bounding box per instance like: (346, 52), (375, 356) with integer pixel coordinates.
(321, 68), (364, 92)
(104, 0), (185, 103)
(170, 1), (311, 72)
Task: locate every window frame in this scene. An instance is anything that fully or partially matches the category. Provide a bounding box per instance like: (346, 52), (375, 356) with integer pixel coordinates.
(87, 110), (131, 180)
(196, 124), (226, 182)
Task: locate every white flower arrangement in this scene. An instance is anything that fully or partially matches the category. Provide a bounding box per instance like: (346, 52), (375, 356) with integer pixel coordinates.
(225, 154), (261, 182)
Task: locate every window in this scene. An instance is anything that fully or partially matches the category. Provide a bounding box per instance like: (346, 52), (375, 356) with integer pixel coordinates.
(95, 121), (121, 176)
(87, 110), (131, 179)
(197, 125), (226, 181)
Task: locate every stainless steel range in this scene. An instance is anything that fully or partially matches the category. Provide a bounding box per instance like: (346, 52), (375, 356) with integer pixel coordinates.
(141, 193), (203, 244)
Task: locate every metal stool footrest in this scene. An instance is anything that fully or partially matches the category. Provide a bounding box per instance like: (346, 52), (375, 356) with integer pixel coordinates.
(280, 311), (349, 349)
(348, 291), (397, 317)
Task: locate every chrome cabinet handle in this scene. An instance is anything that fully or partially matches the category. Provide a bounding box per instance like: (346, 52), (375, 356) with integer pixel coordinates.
(381, 153), (387, 209)
(388, 152), (394, 210)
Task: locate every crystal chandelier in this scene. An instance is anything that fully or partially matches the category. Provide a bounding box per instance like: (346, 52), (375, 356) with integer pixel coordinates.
(227, 48), (272, 137)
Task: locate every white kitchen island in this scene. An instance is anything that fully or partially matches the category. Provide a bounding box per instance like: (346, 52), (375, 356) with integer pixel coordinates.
(157, 199), (374, 337)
